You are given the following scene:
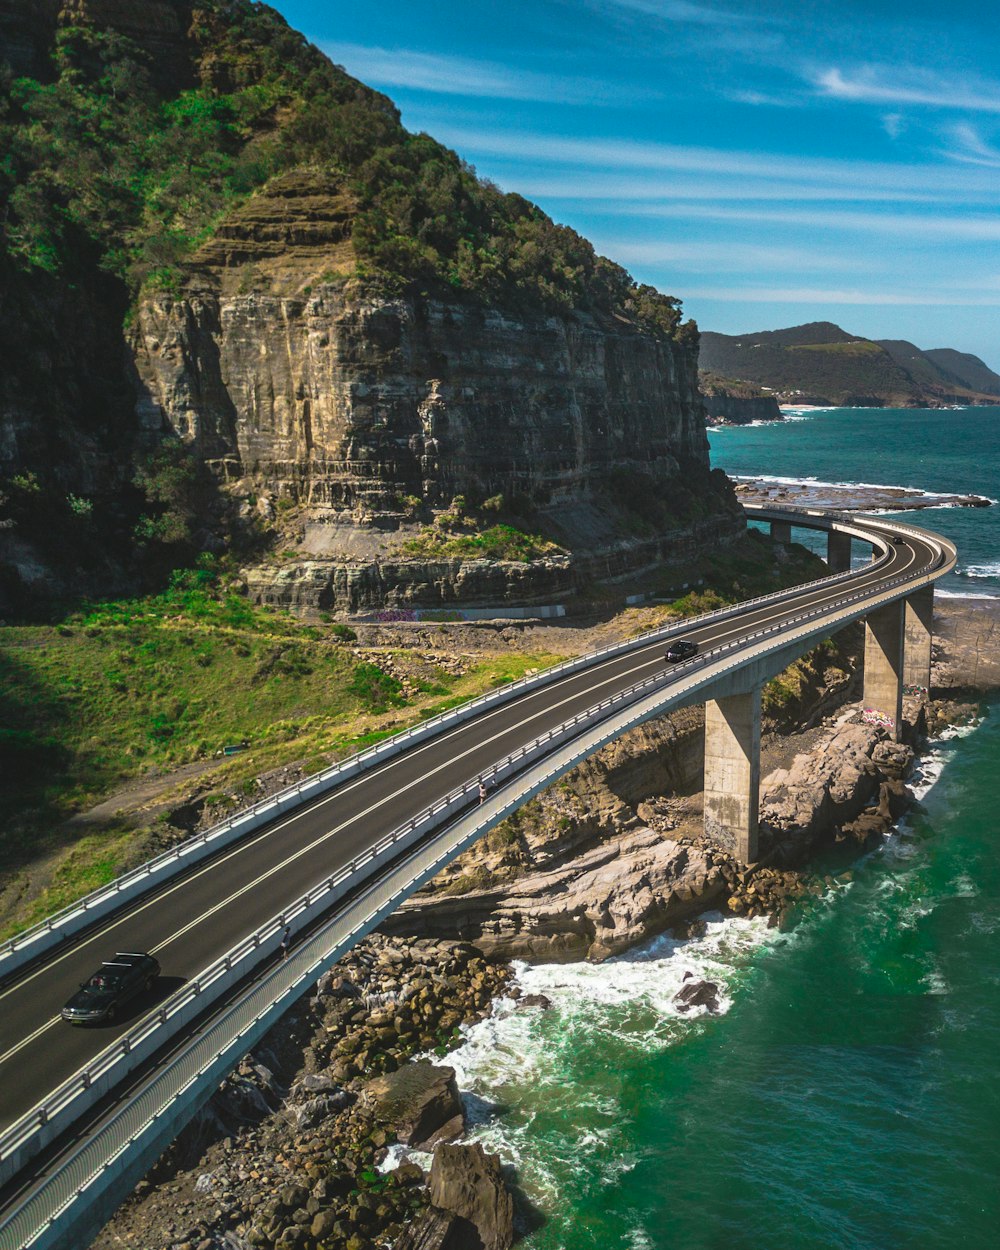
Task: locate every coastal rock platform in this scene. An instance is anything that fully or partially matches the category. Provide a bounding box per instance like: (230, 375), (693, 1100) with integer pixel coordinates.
(733, 478), (993, 512)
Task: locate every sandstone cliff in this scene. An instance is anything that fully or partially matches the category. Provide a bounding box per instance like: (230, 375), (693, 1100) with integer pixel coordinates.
(699, 372), (782, 426)
(130, 171), (739, 611)
(1, 0), (741, 613)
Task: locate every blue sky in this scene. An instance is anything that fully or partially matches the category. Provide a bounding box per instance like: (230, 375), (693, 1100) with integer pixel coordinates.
(273, 1), (1000, 368)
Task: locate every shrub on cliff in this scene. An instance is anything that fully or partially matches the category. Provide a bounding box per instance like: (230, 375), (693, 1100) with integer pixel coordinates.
(0, 1), (688, 334)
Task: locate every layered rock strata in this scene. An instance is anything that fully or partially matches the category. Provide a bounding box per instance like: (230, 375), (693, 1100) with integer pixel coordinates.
(384, 707), (926, 959)
(130, 171), (741, 610)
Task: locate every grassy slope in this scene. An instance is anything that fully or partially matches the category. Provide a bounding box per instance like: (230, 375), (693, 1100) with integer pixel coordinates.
(699, 325), (920, 401)
(0, 574), (563, 934)
(0, 534), (831, 936)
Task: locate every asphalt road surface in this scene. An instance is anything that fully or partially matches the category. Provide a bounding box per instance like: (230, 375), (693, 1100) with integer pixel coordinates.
(0, 523), (940, 1131)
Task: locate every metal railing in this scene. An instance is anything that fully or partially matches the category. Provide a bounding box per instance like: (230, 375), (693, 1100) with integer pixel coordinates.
(0, 507), (905, 980)
(0, 510), (955, 1215)
(0, 511), (956, 1250)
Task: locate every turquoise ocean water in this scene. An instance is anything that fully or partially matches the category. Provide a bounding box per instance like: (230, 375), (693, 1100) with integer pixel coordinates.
(426, 407), (1000, 1249)
(710, 405), (1000, 597)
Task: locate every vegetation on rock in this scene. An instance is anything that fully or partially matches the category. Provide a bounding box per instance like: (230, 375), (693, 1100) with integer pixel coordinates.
(0, 3), (689, 329)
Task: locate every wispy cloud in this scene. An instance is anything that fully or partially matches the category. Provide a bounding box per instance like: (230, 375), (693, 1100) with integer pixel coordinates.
(586, 0), (786, 55)
(944, 123), (1000, 168)
(321, 42), (645, 105)
(815, 66), (1000, 114)
(430, 122), (1000, 201)
(623, 202), (1000, 242)
(592, 239), (874, 273)
(683, 285), (1000, 307)
(725, 87), (805, 109)
(514, 173), (956, 205)
(882, 112), (906, 140)
(599, 0), (757, 26)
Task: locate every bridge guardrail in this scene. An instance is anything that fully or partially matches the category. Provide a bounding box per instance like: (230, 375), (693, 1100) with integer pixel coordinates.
(0, 508), (899, 981)
(0, 517), (953, 1207)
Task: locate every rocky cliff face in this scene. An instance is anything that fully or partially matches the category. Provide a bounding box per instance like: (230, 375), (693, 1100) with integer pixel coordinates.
(134, 285), (710, 510)
(699, 371), (782, 426)
(702, 393), (782, 426)
(131, 172), (739, 611)
(2, 2), (742, 614)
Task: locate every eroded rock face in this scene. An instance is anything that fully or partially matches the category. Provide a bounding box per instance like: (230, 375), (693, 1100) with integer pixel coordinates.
(129, 171), (742, 608)
(760, 721), (886, 843)
(134, 280), (711, 509)
(429, 1142), (514, 1250)
(386, 830), (726, 963)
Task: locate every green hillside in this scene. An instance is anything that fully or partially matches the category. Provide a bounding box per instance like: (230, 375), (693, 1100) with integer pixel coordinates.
(0, 2), (686, 328)
(700, 321), (1000, 406)
(923, 348), (1000, 397)
(699, 323), (918, 404)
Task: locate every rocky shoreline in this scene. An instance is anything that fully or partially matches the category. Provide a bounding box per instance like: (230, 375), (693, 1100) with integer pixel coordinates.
(733, 477), (994, 512)
(90, 598), (996, 1250)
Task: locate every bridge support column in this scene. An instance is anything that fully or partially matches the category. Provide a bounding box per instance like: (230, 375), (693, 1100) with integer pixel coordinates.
(903, 585), (934, 697)
(863, 600), (904, 740)
(704, 688), (761, 863)
(827, 530), (852, 572)
(770, 520), (792, 545)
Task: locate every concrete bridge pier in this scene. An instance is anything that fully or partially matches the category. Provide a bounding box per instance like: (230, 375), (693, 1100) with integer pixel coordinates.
(863, 599), (905, 740)
(827, 530), (852, 572)
(770, 520), (792, 545)
(703, 687), (761, 863)
(903, 585), (934, 696)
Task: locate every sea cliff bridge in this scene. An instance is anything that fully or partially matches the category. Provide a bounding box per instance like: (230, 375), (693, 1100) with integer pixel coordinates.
(0, 506), (955, 1250)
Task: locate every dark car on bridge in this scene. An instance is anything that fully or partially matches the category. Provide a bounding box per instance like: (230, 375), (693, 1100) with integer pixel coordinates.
(665, 638), (699, 663)
(61, 952), (161, 1024)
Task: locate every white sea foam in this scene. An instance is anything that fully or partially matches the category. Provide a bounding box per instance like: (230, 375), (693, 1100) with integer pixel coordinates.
(408, 712), (992, 1211)
(408, 911), (776, 1197)
(936, 587), (1000, 600)
(959, 562), (1000, 579)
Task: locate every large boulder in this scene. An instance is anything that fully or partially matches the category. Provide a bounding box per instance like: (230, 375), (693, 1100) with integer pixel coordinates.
(394, 1207), (465, 1250)
(428, 1142), (514, 1250)
(365, 1061), (464, 1148)
(673, 976), (720, 1014)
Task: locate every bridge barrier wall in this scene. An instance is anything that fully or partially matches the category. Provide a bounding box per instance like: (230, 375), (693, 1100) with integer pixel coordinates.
(0, 517), (955, 1236)
(0, 511), (897, 984)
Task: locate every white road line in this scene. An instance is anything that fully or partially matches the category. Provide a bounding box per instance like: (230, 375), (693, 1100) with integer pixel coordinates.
(107, 540), (932, 961)
(0, 529), (927, 1011)
(0, 1018), (59, 1067)
(0, 530), (934, 1084)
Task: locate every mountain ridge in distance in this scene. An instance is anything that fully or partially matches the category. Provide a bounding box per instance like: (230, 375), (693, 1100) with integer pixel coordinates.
(699, 320), (1000, 407)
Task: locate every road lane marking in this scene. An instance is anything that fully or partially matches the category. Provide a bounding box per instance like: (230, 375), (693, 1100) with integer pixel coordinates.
(0, 535), (925, 1068)
(0, 1017), (60, 1067)
(0, 526), (928, 1015)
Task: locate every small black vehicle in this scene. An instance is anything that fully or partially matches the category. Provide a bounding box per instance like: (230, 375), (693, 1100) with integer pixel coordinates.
(891, 535), (905, 545)
(665, 638), (699, 663)
(61, 951), (160, 1024)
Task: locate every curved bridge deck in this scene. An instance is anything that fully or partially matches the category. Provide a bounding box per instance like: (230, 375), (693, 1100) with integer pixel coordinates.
(0, 507), (955, 1250)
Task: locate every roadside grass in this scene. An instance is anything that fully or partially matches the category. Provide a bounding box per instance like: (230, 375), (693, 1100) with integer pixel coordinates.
(0, 583), (565, 936)
(0, 535), (831, 937)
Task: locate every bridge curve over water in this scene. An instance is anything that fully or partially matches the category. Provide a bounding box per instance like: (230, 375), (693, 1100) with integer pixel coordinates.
(0, 506), (955, 1250)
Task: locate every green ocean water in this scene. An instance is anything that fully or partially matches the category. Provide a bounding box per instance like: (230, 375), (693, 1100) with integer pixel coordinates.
(434, 409), (1000, 1249)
